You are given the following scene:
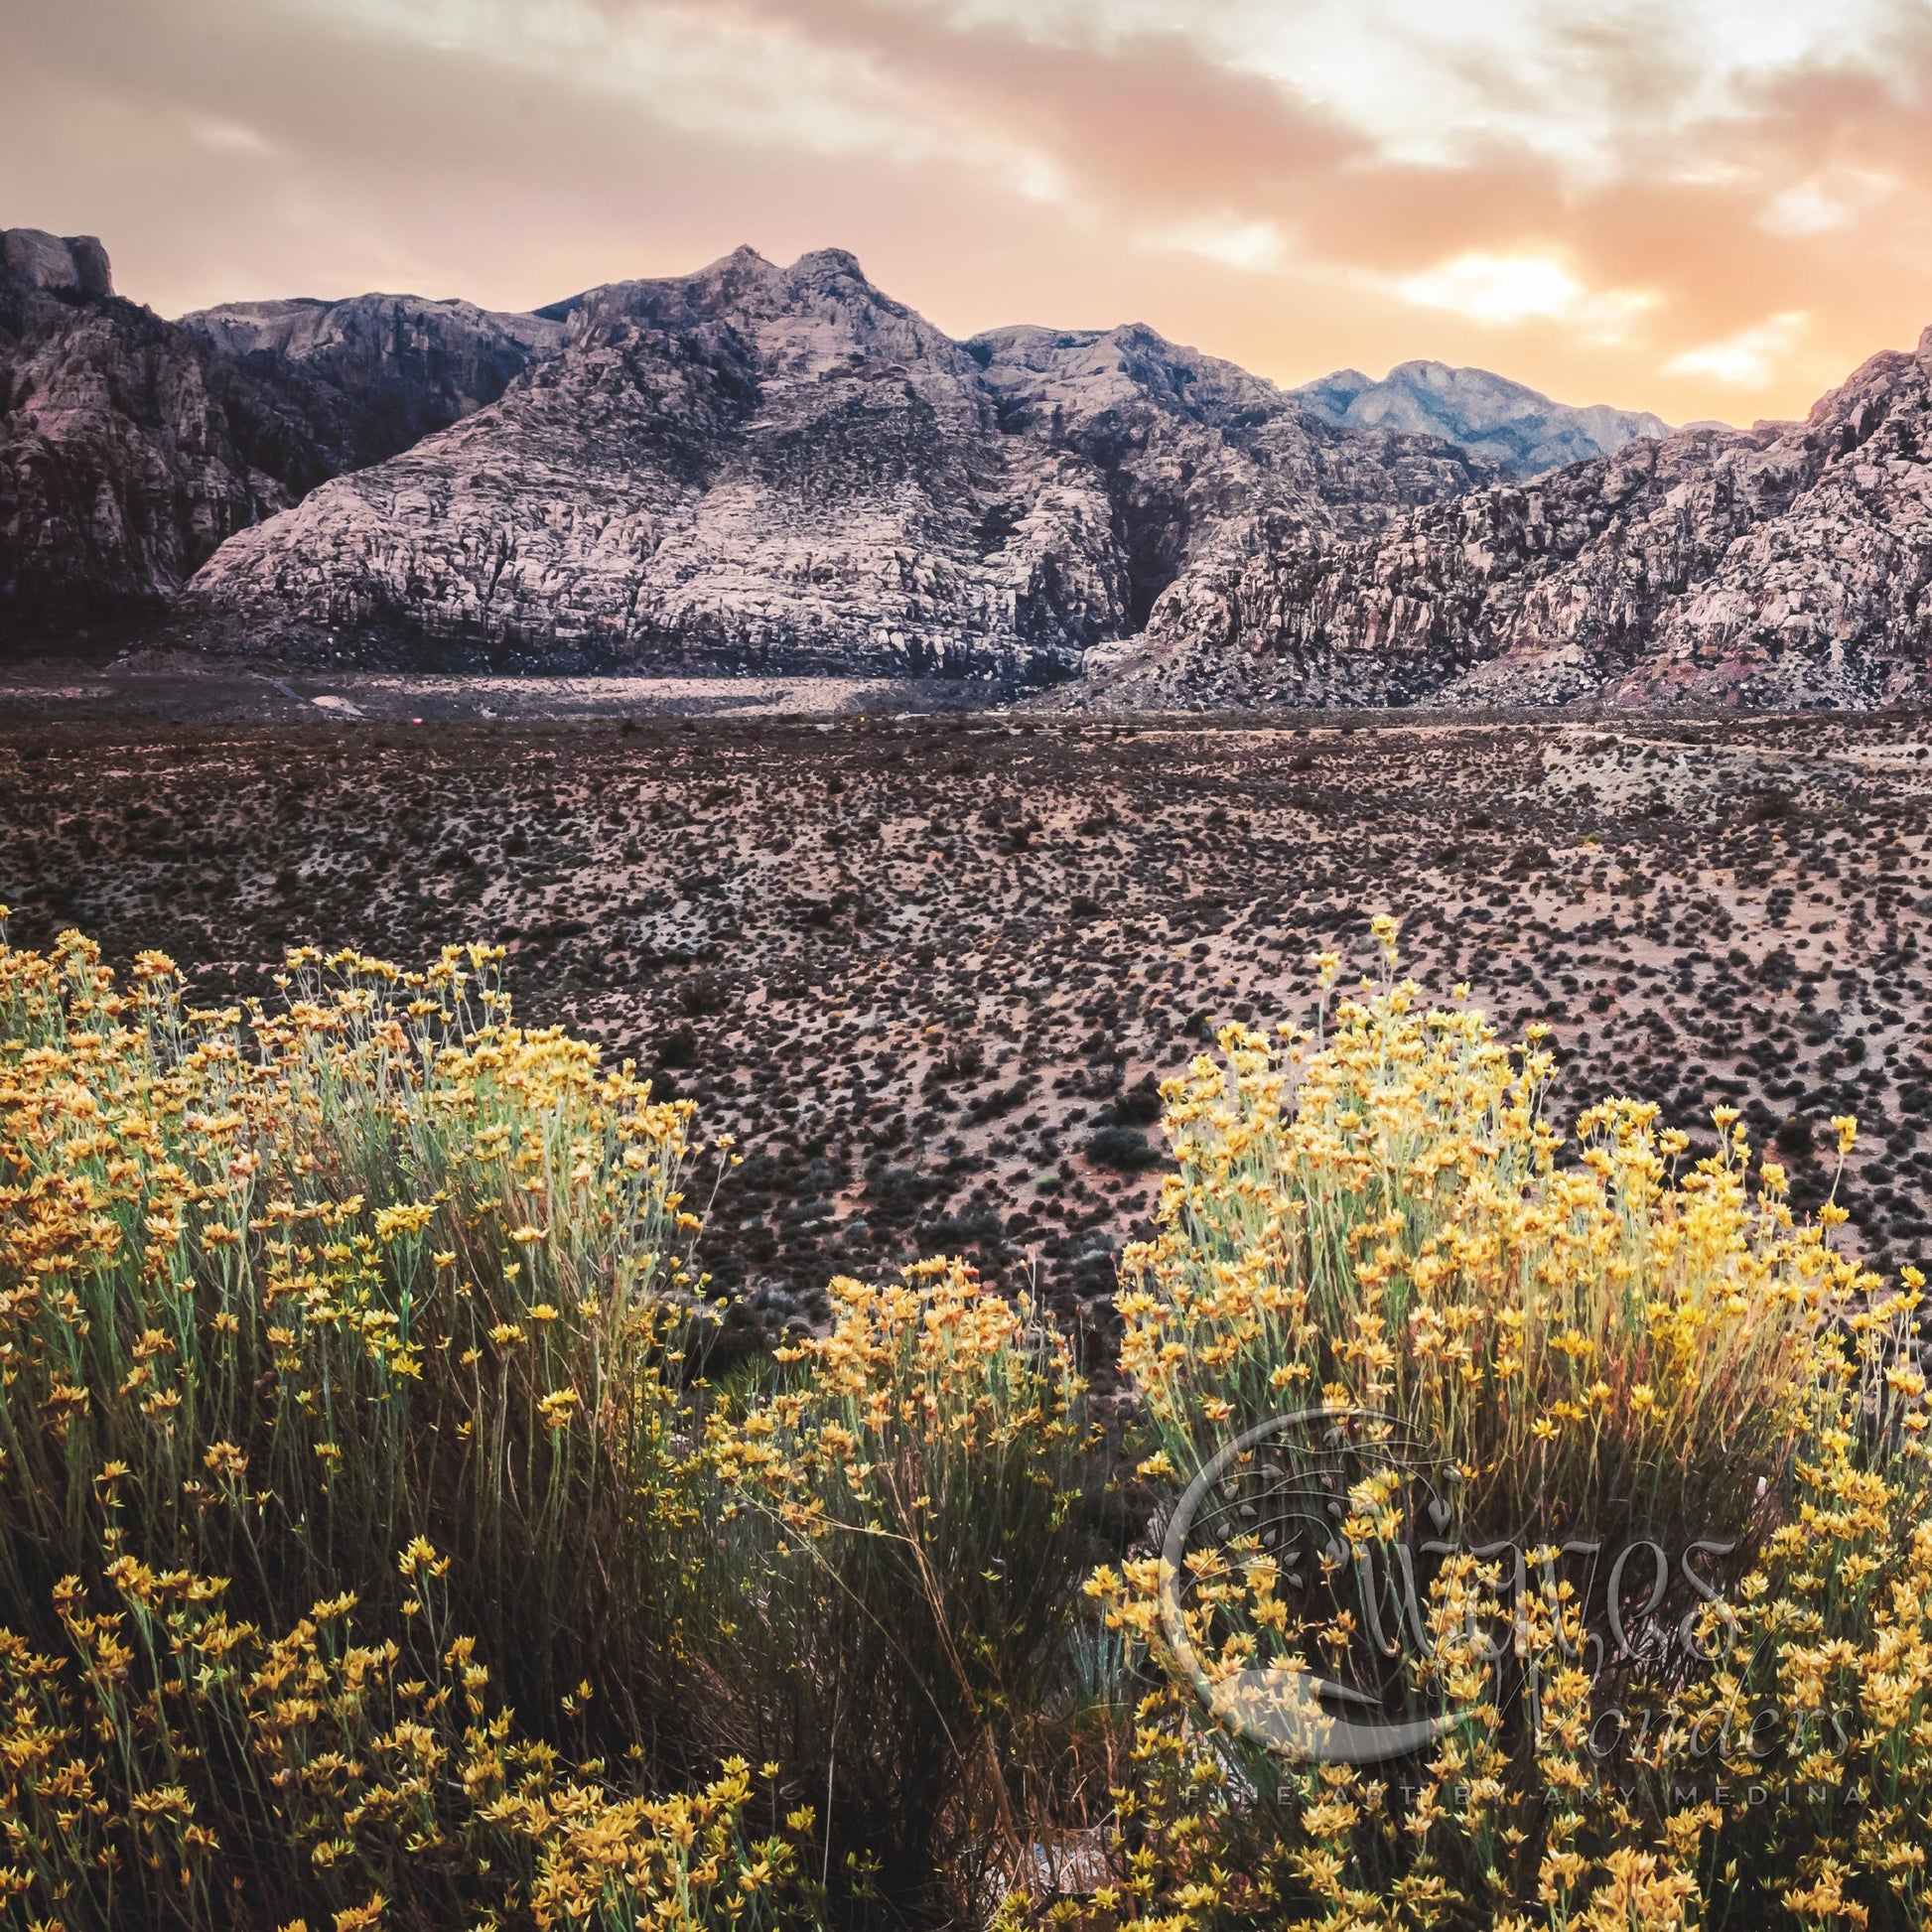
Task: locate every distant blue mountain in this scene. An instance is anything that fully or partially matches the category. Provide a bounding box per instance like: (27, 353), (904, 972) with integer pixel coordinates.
(1292, 358), (1670, 480)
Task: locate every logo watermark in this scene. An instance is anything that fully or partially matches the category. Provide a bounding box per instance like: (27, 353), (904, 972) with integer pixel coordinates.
(1160, 1408), (1746, 1765)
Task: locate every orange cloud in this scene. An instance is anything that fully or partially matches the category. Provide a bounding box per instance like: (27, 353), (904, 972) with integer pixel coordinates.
(11, 0), (1932, 424)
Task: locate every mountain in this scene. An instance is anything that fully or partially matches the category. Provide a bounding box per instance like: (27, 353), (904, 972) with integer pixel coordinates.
(0, 228), (560, 631)
(1291, 360), (1669, 480)
(182, 248), (1129, 675)
(1070, 330), (1932, 711)
(179, 255), (1489, 674)
(968, 325), (1492, 630)
(1, 228), (289, 627)
(15, 222), (1931, 713)
(179, 294), (563, 495)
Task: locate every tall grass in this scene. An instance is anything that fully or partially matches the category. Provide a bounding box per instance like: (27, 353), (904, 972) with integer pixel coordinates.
(0, 928), (707, 1734)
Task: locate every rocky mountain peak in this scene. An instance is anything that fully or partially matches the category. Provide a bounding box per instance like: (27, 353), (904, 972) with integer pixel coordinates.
(2, 228), (112, 300)
(175, 290), (568, 491)
(1292, 356), (1669, 479)
(969, 321), (1285, 430)
(1, 223), (573, 630)
(1070, 318), (1932, 712)
(570, 245), (986, 415)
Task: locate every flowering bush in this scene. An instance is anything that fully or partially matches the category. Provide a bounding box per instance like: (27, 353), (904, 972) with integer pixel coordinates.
(702, 1261), (1099, 1918)
(11, 914), (1932, 1932)
(0, 1554), (809, 1932)
(0, 924), (1099, 1929)
(1055, 927), (1932, 1932)
(0, 926), (707, 1732)
(1120, 919), (1856, 1553)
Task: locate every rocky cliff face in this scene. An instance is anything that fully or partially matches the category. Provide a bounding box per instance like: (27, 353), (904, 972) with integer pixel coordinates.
(969, 325), (1492, 630)
(183, 249), (1131, 674)
(182, 259), (1489, 675)
(1, 229), (288, 626)
(1075, 331), (1932, 710)
(17, 223), (1931, 711)
(179, 294), (563, 492)
(1291, 359), (1668, 480)
(1, 230), (563, 632)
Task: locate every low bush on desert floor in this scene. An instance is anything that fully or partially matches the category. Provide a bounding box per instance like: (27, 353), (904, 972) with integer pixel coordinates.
(1, 915), (1929, 1931)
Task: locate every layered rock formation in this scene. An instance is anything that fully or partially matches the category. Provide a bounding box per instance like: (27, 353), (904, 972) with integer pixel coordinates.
(15, 220), (1932, 712)
(182, 258), (1488, 675)
(1, 230), (561, 630)
(1292, 360), (1667, 481)
(184, 250), (1121, 673)
(968, 325), (1492, 632)
(179, 294), (563, 492)
(1078, 331), (1932, 710)
(2, 228), (287, 625)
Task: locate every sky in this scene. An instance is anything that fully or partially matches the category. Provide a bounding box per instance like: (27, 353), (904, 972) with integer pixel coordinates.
(10, 0), (1932, 424)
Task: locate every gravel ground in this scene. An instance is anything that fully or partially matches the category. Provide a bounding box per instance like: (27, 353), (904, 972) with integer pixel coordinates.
(6, 701), (1931, 1363)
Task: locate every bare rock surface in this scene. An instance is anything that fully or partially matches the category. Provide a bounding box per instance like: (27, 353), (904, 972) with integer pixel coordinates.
(968, 325), (1493, 633)
(1292, 360), (1668, 480)
(15, 220), (1932, 712)
(3, 229), (113, 299)
(1067, 331), (1932, 711)
(181, 258), (1488, 676)
(179, 294), (564, 492)
(1, 230), (563, 631)
(2, 229), (287, 625)
(183, 250), (1129, 675)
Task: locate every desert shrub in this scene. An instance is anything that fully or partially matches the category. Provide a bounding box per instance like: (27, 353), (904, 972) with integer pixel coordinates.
(1021, 924), (1932, 1932)
(15, 913), (1932, 1932)
(1056, 1329), (1932, 1932)
(1120, 921), (1844, 1556)
(702, 1261), (1100, 1921)
(0, 1553), (811, 1932)
(0, 927), (708, 1735)
(0, 922), (1108, 1929)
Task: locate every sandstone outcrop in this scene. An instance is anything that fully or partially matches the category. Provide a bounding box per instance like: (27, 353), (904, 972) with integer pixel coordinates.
(179, 293), (562, 491)
(969, 325), (1492, 630)
(1, 230), (562, 630)
(1073, 332), (1932, 710)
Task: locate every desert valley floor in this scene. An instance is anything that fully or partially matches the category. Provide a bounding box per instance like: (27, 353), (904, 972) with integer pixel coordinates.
(7, 697), (1932, 1352)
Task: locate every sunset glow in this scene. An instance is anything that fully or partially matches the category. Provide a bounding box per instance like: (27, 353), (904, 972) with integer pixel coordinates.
(13, 0), (1932, 421)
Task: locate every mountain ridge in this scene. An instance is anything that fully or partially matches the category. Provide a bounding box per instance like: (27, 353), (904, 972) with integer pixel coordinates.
(8, 225), (1931, 714)
(1291, 358), (1670, 482)
(1069, 330), (1932, 712)
(175, 245), (1491, 673)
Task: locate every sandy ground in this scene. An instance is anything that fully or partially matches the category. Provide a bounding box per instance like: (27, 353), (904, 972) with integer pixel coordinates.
(0, 654), (978, 724)
(5, 702), (1931, 1358)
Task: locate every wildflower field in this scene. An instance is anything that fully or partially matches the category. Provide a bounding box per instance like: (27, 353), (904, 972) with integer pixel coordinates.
(5, 912), (1932, 1932)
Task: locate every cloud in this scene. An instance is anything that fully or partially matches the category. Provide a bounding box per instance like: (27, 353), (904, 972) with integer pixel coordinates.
(1139, 216), (1288, 274)
(187, 115), (278, 157)
(1758, 166), (1897, 237)
(1391, 252), (1657, 342)
(1666, 312), (1811, 386)
(11, 0), (1932, 425)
